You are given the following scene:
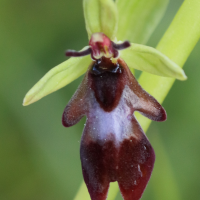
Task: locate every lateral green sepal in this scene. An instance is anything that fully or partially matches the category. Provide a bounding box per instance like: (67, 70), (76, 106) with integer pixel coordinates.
(120, 43), (187, 80)
(23, 54), (91, 106)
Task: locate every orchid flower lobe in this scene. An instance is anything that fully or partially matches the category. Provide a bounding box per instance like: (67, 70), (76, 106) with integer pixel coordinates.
(62, 55), (166, 200)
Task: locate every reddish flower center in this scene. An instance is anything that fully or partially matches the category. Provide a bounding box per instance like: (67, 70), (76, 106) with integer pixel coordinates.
(65, 32), (130, 60)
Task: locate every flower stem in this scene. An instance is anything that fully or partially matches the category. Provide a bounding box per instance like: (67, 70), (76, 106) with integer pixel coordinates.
(137, 0), (200, 132)
(74, 0), (200, 199)
(150, 130), (181, 200)
(74, 182), (90, 200)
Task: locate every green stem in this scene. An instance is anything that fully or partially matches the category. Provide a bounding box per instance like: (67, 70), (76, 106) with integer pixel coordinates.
(74, 182), (90, 200)
(130, 67), (135, 75)
(150, 129), (181, 200)
(137, 0), (200, 132)
(74, 0), (200, 199)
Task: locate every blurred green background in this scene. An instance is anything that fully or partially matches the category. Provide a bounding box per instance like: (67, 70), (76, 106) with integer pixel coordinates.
(0, 0), (200, 199)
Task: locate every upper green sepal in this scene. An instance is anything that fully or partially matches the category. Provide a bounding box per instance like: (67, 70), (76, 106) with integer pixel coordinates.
(23, 53), (91, 106)
(83, 0), (118, 40)
(120, 43), (187, 80)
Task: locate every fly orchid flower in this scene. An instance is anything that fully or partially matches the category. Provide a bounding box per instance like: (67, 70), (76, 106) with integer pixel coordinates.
(63, 32), (167, 200)
(23, 0), (187, 200)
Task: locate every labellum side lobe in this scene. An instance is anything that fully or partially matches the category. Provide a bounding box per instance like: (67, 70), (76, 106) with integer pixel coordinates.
(62, 56), (166, 200)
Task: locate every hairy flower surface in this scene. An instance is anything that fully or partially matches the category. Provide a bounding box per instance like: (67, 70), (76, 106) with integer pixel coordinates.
(62, 33), (166, 200)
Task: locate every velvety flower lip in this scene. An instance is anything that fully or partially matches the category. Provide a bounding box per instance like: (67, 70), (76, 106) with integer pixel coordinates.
(62, 32), (166, 200)
(62, 47), (166, 199)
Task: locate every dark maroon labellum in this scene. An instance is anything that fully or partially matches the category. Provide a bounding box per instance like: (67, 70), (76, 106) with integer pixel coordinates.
(62, 57), (166, 200)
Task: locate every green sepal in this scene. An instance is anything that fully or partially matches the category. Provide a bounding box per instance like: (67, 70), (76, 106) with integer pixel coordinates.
(83, 0), (118, 40)
(23, 54), (91, 106)
(120, 43), (187, 80)
(116, 0), (169, 44)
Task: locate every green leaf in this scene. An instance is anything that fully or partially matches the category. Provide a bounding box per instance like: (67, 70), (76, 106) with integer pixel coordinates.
(23, 55), (91, 106)
(116, 0), (169, 44)
(120, 43), (187, 80)
(83, 0), (118, 40)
